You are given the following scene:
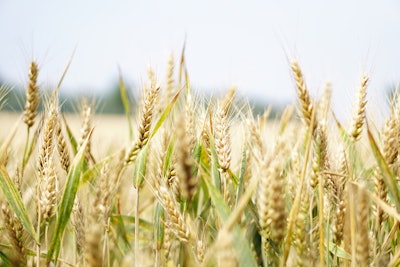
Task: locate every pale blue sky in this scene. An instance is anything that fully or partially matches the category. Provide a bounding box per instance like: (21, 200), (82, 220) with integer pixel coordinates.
(1, 1), (399, 117)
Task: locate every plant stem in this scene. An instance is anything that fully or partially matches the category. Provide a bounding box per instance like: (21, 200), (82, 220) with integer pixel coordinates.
(134, 186), (140, 267)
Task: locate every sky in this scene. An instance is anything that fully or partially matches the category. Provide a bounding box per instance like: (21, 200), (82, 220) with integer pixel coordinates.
(1, 1), (400, 119)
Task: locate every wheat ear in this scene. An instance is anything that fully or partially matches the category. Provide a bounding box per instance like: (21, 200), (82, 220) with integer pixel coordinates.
(176, 114), (197, 201)
(2, 203), (27, 266)
(78, 99), (92, 163)
(355, 184), (370, 266)
(214, 102), (231, 172)
(159, 186), (191, 242)
(56, 118), (70, 173)
(23, 61), (40, 128)
(37, 101), (58, 223)
(350, 74), (368, 141)
(125, 85), (160, 165)
(291, 60), (314, 130)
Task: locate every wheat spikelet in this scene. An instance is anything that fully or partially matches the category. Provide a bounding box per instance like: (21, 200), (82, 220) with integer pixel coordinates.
(147, 65), (157, 90)
(13, 167), (22, 196)
(332, 155), (348, 246)
(293, 188), (310, 267)
(371, 107), (398, 228)
(55, 118), (70, 173)
(176, 115), (197, 200)
(373, 168), (388, 228)
(126, 85), (160, 164)
(166, 161), (179, 200)
(200, 108), (212, 160)
(287, 152), (301, 201)
(310, 156), (319, 189)
(291, 60), (314, 130)
(158, 186), (191, 242)
(350, 74), (368, 141)
(36, 101), (58, 224)
(221, 85), (236, 116)
(23, 61), (40, 128)
(185, 90), (196, 153)
(163, 221), (173, 261)
(258, 141), (287, 240)
(72, 198), (86, 257)
(2, 203), (27, 266)
(317, 82), (332, 122)
(247, 117), (265, 159)
(267, 160), (286, 246)
(382, 116), (399, 166)
(333, 176), (347, 246)
(93, 162), (113, 224)
(214, 102), (231, 172)
(216, 88), (235, 201)
(355, 184), (370, 266)
(161, 53), (175, 111)
(196, 239), (206, 263)
(84, 222), (103, 267)
(78, 100), (92, 163)
(37, 102), (57, 178)
(257, 163), (270, 235)
(310, 123), (329, 189)
(39, 159), (57, 221)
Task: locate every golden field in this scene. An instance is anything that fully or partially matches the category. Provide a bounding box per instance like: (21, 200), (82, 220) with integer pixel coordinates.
(0, 58), (399, 267)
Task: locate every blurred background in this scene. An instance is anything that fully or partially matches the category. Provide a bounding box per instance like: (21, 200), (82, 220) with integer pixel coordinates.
(0, 0), (399, 119)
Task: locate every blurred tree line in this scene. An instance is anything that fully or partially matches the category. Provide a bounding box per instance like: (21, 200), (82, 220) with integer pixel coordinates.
(0, 76), (281, 117)
(0, 78), (136, 114)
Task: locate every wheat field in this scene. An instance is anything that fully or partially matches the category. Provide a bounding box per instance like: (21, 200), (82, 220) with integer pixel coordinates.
(0, 55), (399, 267)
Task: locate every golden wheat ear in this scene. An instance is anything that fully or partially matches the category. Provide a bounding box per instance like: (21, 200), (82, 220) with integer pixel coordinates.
(125, 84), (160, 165)
(350, 74), (368, 141)
(291, 60), (315, 131)
(1, 202), (27, 266)
(24, 61), (40, 129)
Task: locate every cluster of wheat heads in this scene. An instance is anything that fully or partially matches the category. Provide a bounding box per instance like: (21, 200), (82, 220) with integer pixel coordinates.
(0, 56), (400, 267)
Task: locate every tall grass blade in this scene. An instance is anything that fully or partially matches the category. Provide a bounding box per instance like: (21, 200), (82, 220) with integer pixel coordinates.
(203, 175), (257, 267)
(46, 134), (90, 265)
(118, 67), (133, 140)
(0, 165), (38, 242)
(151, 87), (183, 139)
(62, 114), (78, 155)
(367, 123), (400, 211)
(0, 250), (12, 266)
(235, 149), (247, 207)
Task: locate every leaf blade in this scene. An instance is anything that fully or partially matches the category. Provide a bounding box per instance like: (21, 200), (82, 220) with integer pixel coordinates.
(46, 134), (89, 264)
(0, 165), (38, 242)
